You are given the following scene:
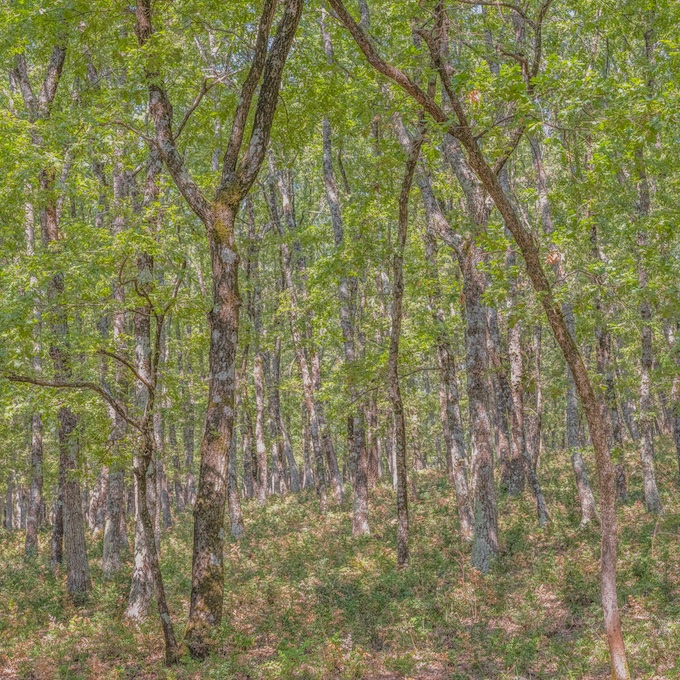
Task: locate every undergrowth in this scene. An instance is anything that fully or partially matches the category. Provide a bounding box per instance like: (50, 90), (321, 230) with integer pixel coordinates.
(0, 440), (678, 679)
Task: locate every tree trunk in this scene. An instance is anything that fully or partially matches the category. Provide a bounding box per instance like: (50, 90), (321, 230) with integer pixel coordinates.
(388, 134), (422, 567)
(506, 269), (549, 526)
(392, 114), (472, 542)
(24, 200), (43, 557)
(266, 171), (327, 511)
(25, 414), (43, 556)
(321, 115), (367, 533)
(301, 404), (315, 490)
(635, 148), (661, 513)
(425, 229), (472, 542)
(228, 426), (245, 539)
(102, 468), (126, 577)
(186, 201), (240, 657)
(41, 164), (90, 599)
(530, 134), (599, 524)
(253, 353), (269, 505)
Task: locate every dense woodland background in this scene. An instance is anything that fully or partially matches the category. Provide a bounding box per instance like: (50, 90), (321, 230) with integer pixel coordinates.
(0, 0), (679, 678)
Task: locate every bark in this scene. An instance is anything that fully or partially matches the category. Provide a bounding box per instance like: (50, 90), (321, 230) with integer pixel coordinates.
(266, 344), (292, 495)
(506, 264), (549, 525)
(134, 442), (180, 664)
(43, 164), (90, 602)
(253, 354), (269, 505)
(241, 398), (255, 499)
(169, 422), (185, 513)
(228, 426), (245, 539)
(24, 201), (43, 557)
(393, 116), (471, 541)
(321, 114), (368, 534)
(25, 414), (43, 556)
(102, 469), (126, 577)
(501, 250), (527, 497)
(635, 148), (661, 514)
(487, 307), (514, 489)
(126, 250), (155, 621)
(526, 325), (543, 468)
(265, 169), (327, 511)
(438, 133), (499, 569)
(388, 133), (422, 567)
(530, 134), (598, 524)
(301, 404), (315, 490)
(463, 245), (499, 572)
(366, 399), (380, 487)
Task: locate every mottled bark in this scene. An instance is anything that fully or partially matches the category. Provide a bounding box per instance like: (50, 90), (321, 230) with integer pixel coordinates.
(24, 201), (43, 557)
(102, 469), (126, 577)
(506, 266), (549, 525)
(635, 147), (661, 514)
(136, 0), (303, 654)
(253, 353), (269, 505)
(25, 413), (43, 556)
(301, 404), (315, 490)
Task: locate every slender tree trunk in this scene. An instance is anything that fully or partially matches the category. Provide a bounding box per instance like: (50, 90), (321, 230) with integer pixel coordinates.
(321, 115), (367, 533)
(266, 344), (292, 494)
(266, 171), (327, 511)
(253, 353), (269, 505)
(24, 200), (43, 556)
(180, 326), (197, 507)
(426, 232), (472, 541)
(635, 147), (661, 513)
(228, 426), (245, 538)
(25, 413), (43, 556)
(526, 325), (543, 469)
(463, 247), (500, 572)
(530, 134), (599, 524)
(134, 438), (180, 664)
(506, 267), (549, 525)
(388, 134), (422, 567)
(41, 165), (90, 599)
(301, 404), (314, 490)
(393, 115), (472, 541)
(102, 469), (126, 577)
(126, 247), (155, 620)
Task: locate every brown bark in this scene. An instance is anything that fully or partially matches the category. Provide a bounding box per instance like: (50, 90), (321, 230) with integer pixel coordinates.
(388, 132), (422, 567)
(392, 115), (472, 542)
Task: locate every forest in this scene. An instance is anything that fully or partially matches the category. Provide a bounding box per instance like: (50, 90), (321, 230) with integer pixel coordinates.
(0, 0), (678, 678)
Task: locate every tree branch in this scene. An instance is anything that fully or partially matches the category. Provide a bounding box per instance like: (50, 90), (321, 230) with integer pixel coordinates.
(4, 373), (142, 434)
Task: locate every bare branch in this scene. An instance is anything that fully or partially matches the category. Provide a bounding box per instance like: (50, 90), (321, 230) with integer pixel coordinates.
(220, 0), (278, 188)
(4, 373), (142, 434)
(96, 349), (154, 393)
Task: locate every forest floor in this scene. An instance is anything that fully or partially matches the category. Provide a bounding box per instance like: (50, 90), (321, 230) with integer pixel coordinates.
(0, 442), (679, 680)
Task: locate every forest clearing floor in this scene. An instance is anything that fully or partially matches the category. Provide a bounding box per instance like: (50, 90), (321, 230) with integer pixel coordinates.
(0, 441), (679, 679)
